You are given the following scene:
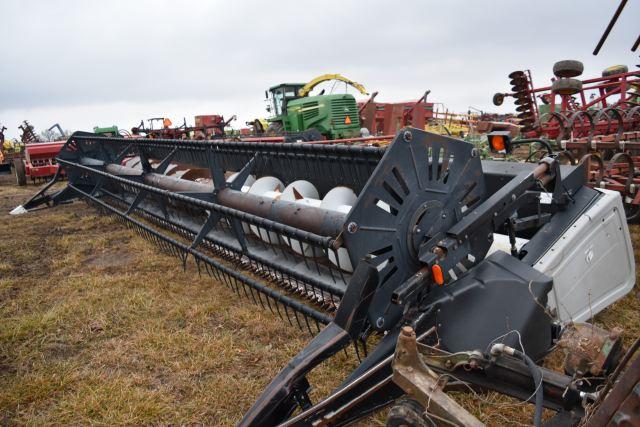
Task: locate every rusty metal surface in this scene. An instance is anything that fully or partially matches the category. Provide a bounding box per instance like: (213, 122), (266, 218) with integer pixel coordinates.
(585, 338), (640, 426)
(558, 322), (624, 377)
(392, 326), (484, 427)
(105, 162), (348, 238)
(216, 187), (347, 238)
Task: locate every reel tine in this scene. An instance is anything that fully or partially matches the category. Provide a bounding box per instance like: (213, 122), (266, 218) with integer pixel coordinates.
(244, 286), (258, 305)
(264, 293), (276, 315)
(265, 230), (279, 255)
(227, 271), (239, 293)
(276, 234), (290, 261)
(353, 340), (362, 363)
(207, 260), (220, 282)
(254, 288), (266, 310)
(326, 251), (337, 284)
(303, 313), (313, 335)
(70, 163), (340, 335)
(240, 278), (252, 301)
(214, 265), (226, 286)
(274, 297), (285, 322)
(228, 272), (240, 294)
(216, 265), (231, 290)
(292, 309), (304, 331)
(282, 303), (294, 327)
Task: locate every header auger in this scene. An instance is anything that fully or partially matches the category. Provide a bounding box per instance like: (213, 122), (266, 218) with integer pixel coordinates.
(15, 128), (635, 425)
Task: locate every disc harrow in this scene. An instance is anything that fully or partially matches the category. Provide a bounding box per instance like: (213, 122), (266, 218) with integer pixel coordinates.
(15, 127), (636, 425)
(495, 65), (640, 141)
(494, 64), (640, 222)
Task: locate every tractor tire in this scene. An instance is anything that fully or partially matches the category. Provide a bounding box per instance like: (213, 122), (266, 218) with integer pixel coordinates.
(283, 128), (324, 143)
(603, 65), (629, 93)
(624, 203), (640, 224)
(552, 60), (584, 78)
(386, 399), (435, 427)
(13, 158), (26, 186)
(300, 128), (323, 142)
(492, 92), (505, 106)
(551, 78), (582, 95)
(602, 65), (628, 78)
(266, 121), (284, 136)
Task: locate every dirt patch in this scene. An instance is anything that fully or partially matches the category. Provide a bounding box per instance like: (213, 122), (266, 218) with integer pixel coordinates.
(85, 250), (131, 270)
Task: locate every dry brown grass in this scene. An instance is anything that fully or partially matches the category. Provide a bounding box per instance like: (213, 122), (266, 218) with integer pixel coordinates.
(0, 174), (638, 426)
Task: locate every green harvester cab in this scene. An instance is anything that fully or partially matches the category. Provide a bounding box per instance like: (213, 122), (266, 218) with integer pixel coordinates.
(266, 83), (361, 140)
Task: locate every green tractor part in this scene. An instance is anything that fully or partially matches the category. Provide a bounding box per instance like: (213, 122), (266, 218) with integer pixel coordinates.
(265, 75), (367, 141)
(93, 125), (120, 137)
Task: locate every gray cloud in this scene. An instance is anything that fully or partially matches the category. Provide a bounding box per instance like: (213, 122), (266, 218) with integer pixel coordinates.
(1, 0), (638, 138)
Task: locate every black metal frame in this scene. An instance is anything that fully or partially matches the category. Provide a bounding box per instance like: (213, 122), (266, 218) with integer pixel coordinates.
(18, 128), (596, 425)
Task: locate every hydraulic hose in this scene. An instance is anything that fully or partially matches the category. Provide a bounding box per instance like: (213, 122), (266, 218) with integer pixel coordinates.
(491, 344), (544, 427)
(513, 349), (544, 427)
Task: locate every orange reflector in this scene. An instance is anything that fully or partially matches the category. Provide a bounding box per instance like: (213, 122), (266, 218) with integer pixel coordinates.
(344, 115), (352, 124)
(490, 135), (505, 151)
(431, 264), (444, 286)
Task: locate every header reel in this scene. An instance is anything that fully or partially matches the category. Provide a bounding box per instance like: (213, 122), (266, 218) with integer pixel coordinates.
(17, 127), (616, 425)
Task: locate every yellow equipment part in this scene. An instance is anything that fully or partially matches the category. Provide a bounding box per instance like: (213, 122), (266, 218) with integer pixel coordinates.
(257, 118), (269, 130)
(298, 74), (368, 97)
(247, 118), (270, 134)
(425, 123), (470, 136)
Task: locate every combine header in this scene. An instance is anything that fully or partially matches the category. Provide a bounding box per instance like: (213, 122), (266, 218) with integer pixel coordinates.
(14, 128), (636, 425)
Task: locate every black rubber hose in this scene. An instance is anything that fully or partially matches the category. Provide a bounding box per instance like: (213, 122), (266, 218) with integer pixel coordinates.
(513, 349), (543, 427)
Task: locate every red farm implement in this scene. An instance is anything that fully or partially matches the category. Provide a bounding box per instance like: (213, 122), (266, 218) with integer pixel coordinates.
(131, 115), (236, 140)
(494, 63), (640, 144)
(494, 62), (640, 222)
(358, 90), (434, 136)
(13, 141), (66, 186)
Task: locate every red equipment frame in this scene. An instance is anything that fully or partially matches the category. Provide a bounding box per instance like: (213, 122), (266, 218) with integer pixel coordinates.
(358, 94), (434, 136)
(504, 69), (640, 144)
(501, 66), (640, 221)
(23, 141), (66, 180)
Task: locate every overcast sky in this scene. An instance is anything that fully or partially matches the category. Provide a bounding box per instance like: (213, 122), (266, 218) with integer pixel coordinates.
(1, 0), (638, 138)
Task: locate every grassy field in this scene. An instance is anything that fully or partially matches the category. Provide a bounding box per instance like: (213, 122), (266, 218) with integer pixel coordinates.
(1, 174), (638, 426)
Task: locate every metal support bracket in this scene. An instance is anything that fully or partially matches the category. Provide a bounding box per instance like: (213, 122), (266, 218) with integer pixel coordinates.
(155, 147), (178, 174)
(392, 327), (484, 427)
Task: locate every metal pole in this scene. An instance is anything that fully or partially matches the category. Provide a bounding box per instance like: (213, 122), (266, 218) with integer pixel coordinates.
(593, 0), (628, 55)
(632, 33), (640, 52)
